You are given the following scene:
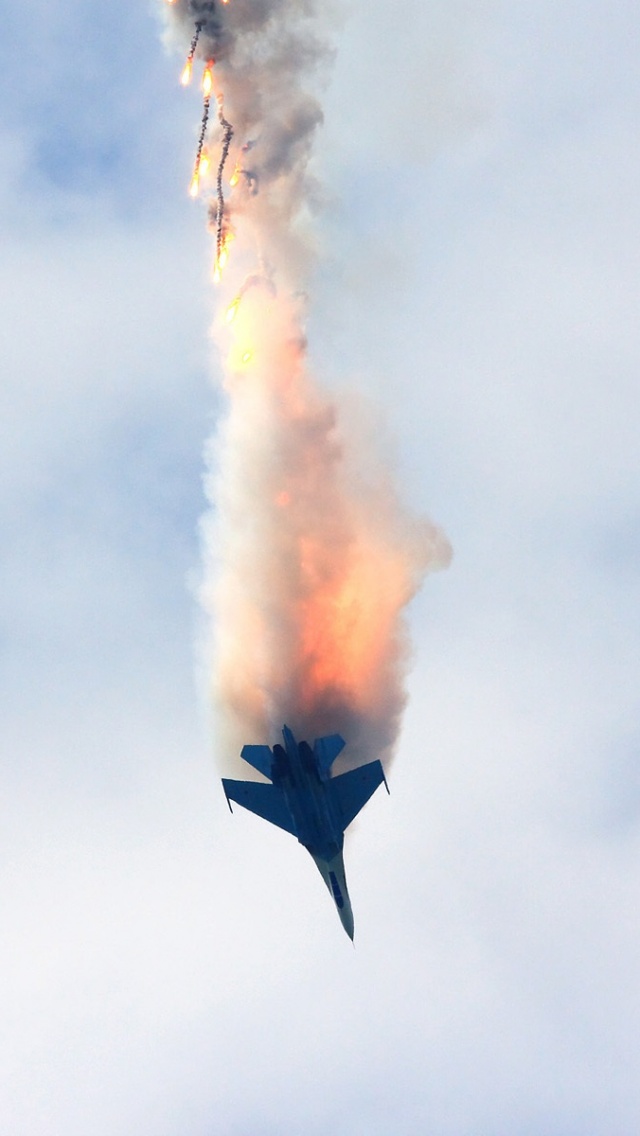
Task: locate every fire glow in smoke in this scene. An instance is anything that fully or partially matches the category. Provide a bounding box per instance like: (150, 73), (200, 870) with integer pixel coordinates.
(162, 0), (451, 772)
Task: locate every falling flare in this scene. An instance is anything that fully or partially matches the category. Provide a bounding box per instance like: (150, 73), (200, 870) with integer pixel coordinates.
(226, 298), (241, 324)
(229, 163), (240, 188)
(189, 90), (212, 203)
(175, 22), (233, 281)
(214, 239), (229, 282)
(213, 233), (234, 282)
(202, 61), (214, 99)
(180, 21), (203, 85)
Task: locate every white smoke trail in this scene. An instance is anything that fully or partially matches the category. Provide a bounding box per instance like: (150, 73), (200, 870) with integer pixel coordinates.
(163, 0), (451, 775)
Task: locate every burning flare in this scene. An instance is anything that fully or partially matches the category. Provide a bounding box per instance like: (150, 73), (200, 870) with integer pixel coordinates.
(180, 22), (203, 85)
(202, 61), (214, 99)
(213, 231), (233, 282)
(226, 297), (240, 324)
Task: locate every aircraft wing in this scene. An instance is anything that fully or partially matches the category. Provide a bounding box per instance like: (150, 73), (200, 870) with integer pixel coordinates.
(326, 760), (387, 831)
(222, 778), (298, 837)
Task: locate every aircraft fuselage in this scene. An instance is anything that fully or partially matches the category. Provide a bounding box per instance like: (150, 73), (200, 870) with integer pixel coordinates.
(222, 725), (387, 939)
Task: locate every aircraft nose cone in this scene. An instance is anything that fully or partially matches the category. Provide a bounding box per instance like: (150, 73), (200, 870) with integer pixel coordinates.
(310, 850), (355, 939)
(339, 902), (355, 941)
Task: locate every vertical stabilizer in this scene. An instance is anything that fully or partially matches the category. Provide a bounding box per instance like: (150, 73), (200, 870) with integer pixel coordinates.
(240, 744), (274, 780)
(313, 734), (346, 780)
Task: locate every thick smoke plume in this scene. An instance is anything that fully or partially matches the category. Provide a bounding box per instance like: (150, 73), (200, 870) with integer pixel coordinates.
(163, 0), (450, 774)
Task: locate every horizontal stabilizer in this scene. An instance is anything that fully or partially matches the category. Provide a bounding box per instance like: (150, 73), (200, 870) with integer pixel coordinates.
(326, 760), (386, 831)
(314, 734), (345, 780)
(240, 744), (274, 780)
(222, 779), (298, 837)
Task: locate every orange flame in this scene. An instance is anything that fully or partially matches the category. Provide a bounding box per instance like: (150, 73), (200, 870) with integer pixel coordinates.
(202, 62), (214, 99)
(180, 60), (193, 86)
(292, 536), (414, 717)
(229, 163), (241, 188)
(189, 172), (200, 197)
(199, 152), (210, 177)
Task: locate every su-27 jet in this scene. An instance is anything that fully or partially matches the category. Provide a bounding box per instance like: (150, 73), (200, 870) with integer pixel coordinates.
(222, 726), (388, 939)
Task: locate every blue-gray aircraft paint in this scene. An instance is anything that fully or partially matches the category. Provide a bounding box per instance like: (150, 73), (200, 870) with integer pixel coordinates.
(222, 725), (388, 939)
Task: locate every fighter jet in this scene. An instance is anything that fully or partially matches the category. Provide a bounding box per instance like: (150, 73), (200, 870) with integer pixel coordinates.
(222, 725), (388, 939)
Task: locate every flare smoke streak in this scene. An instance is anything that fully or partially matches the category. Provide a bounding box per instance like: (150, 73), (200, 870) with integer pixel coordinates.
(214, 98), (234, 266)
(163, 0), (450, 773)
